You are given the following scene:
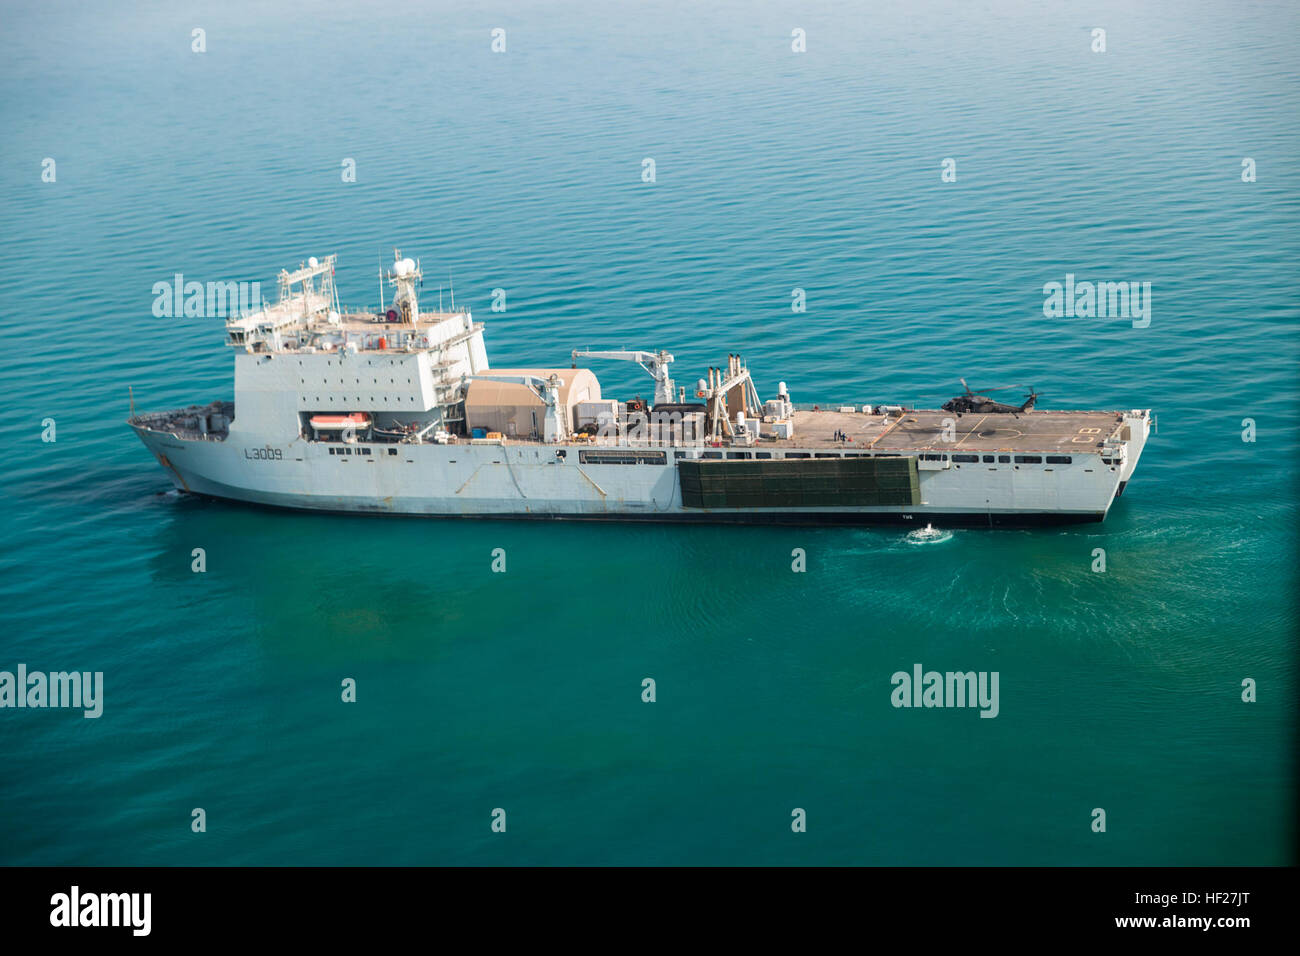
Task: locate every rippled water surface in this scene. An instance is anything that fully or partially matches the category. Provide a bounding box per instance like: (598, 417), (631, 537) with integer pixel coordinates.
(0, 0), (1296, 864)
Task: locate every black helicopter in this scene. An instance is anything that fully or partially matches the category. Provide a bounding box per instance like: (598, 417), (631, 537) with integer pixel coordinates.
(941, 379), (1040, 416)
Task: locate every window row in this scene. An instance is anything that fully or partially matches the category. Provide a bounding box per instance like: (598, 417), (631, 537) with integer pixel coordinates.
(923, 453), (1074, 465)
(327, 446), (398, 457)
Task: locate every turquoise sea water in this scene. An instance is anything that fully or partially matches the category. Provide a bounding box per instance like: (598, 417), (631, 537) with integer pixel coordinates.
(1, 0), (1296, 865)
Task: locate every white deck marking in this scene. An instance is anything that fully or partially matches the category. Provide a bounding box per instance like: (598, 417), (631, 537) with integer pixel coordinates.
(954, 416), (988, 446)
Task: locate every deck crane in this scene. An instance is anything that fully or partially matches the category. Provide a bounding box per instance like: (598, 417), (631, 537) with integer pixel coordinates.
(570, 349), (676, 407)
(461, 373), (567, 442)
(699, 354), (765, 442)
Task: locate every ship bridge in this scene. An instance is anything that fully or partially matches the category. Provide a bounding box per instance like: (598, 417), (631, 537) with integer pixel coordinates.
(223, 250), (481, 359)
(212, 252), (492, 444)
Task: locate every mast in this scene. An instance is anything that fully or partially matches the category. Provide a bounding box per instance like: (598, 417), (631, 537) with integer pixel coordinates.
(386, 249), (423, 325)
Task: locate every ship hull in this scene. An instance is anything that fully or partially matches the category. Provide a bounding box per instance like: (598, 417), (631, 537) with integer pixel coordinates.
(131, 419), (1141, 527)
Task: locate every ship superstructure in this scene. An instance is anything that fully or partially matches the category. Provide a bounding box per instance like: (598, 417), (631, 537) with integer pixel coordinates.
(129, 252), (1152, 525)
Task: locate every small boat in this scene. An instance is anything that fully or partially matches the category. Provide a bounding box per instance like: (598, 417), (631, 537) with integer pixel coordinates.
(372, 420), (423, 442)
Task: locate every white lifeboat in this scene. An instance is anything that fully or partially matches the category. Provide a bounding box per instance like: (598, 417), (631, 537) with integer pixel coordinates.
(310, 412), (371, 439)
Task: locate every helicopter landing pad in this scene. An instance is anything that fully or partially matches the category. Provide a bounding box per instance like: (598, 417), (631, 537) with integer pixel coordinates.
(779, 409), (1126, 453)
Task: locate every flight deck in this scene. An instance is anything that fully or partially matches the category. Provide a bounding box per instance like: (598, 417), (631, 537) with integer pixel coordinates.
(778, 409), (1126, 454)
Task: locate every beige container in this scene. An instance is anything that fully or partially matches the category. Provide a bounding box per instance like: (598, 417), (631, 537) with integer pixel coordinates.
(575, 399), (619, 428)
(464, 368), (602, 438)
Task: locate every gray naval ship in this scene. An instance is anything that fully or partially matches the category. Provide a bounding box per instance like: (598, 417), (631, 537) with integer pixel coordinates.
(129, 251), (1152, 526)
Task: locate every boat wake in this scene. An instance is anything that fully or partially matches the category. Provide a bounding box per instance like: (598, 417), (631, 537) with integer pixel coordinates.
(904, 524), (953, 545)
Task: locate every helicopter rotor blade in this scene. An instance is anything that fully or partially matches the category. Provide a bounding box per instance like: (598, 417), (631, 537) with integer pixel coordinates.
(978, 383), (1034, 393)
